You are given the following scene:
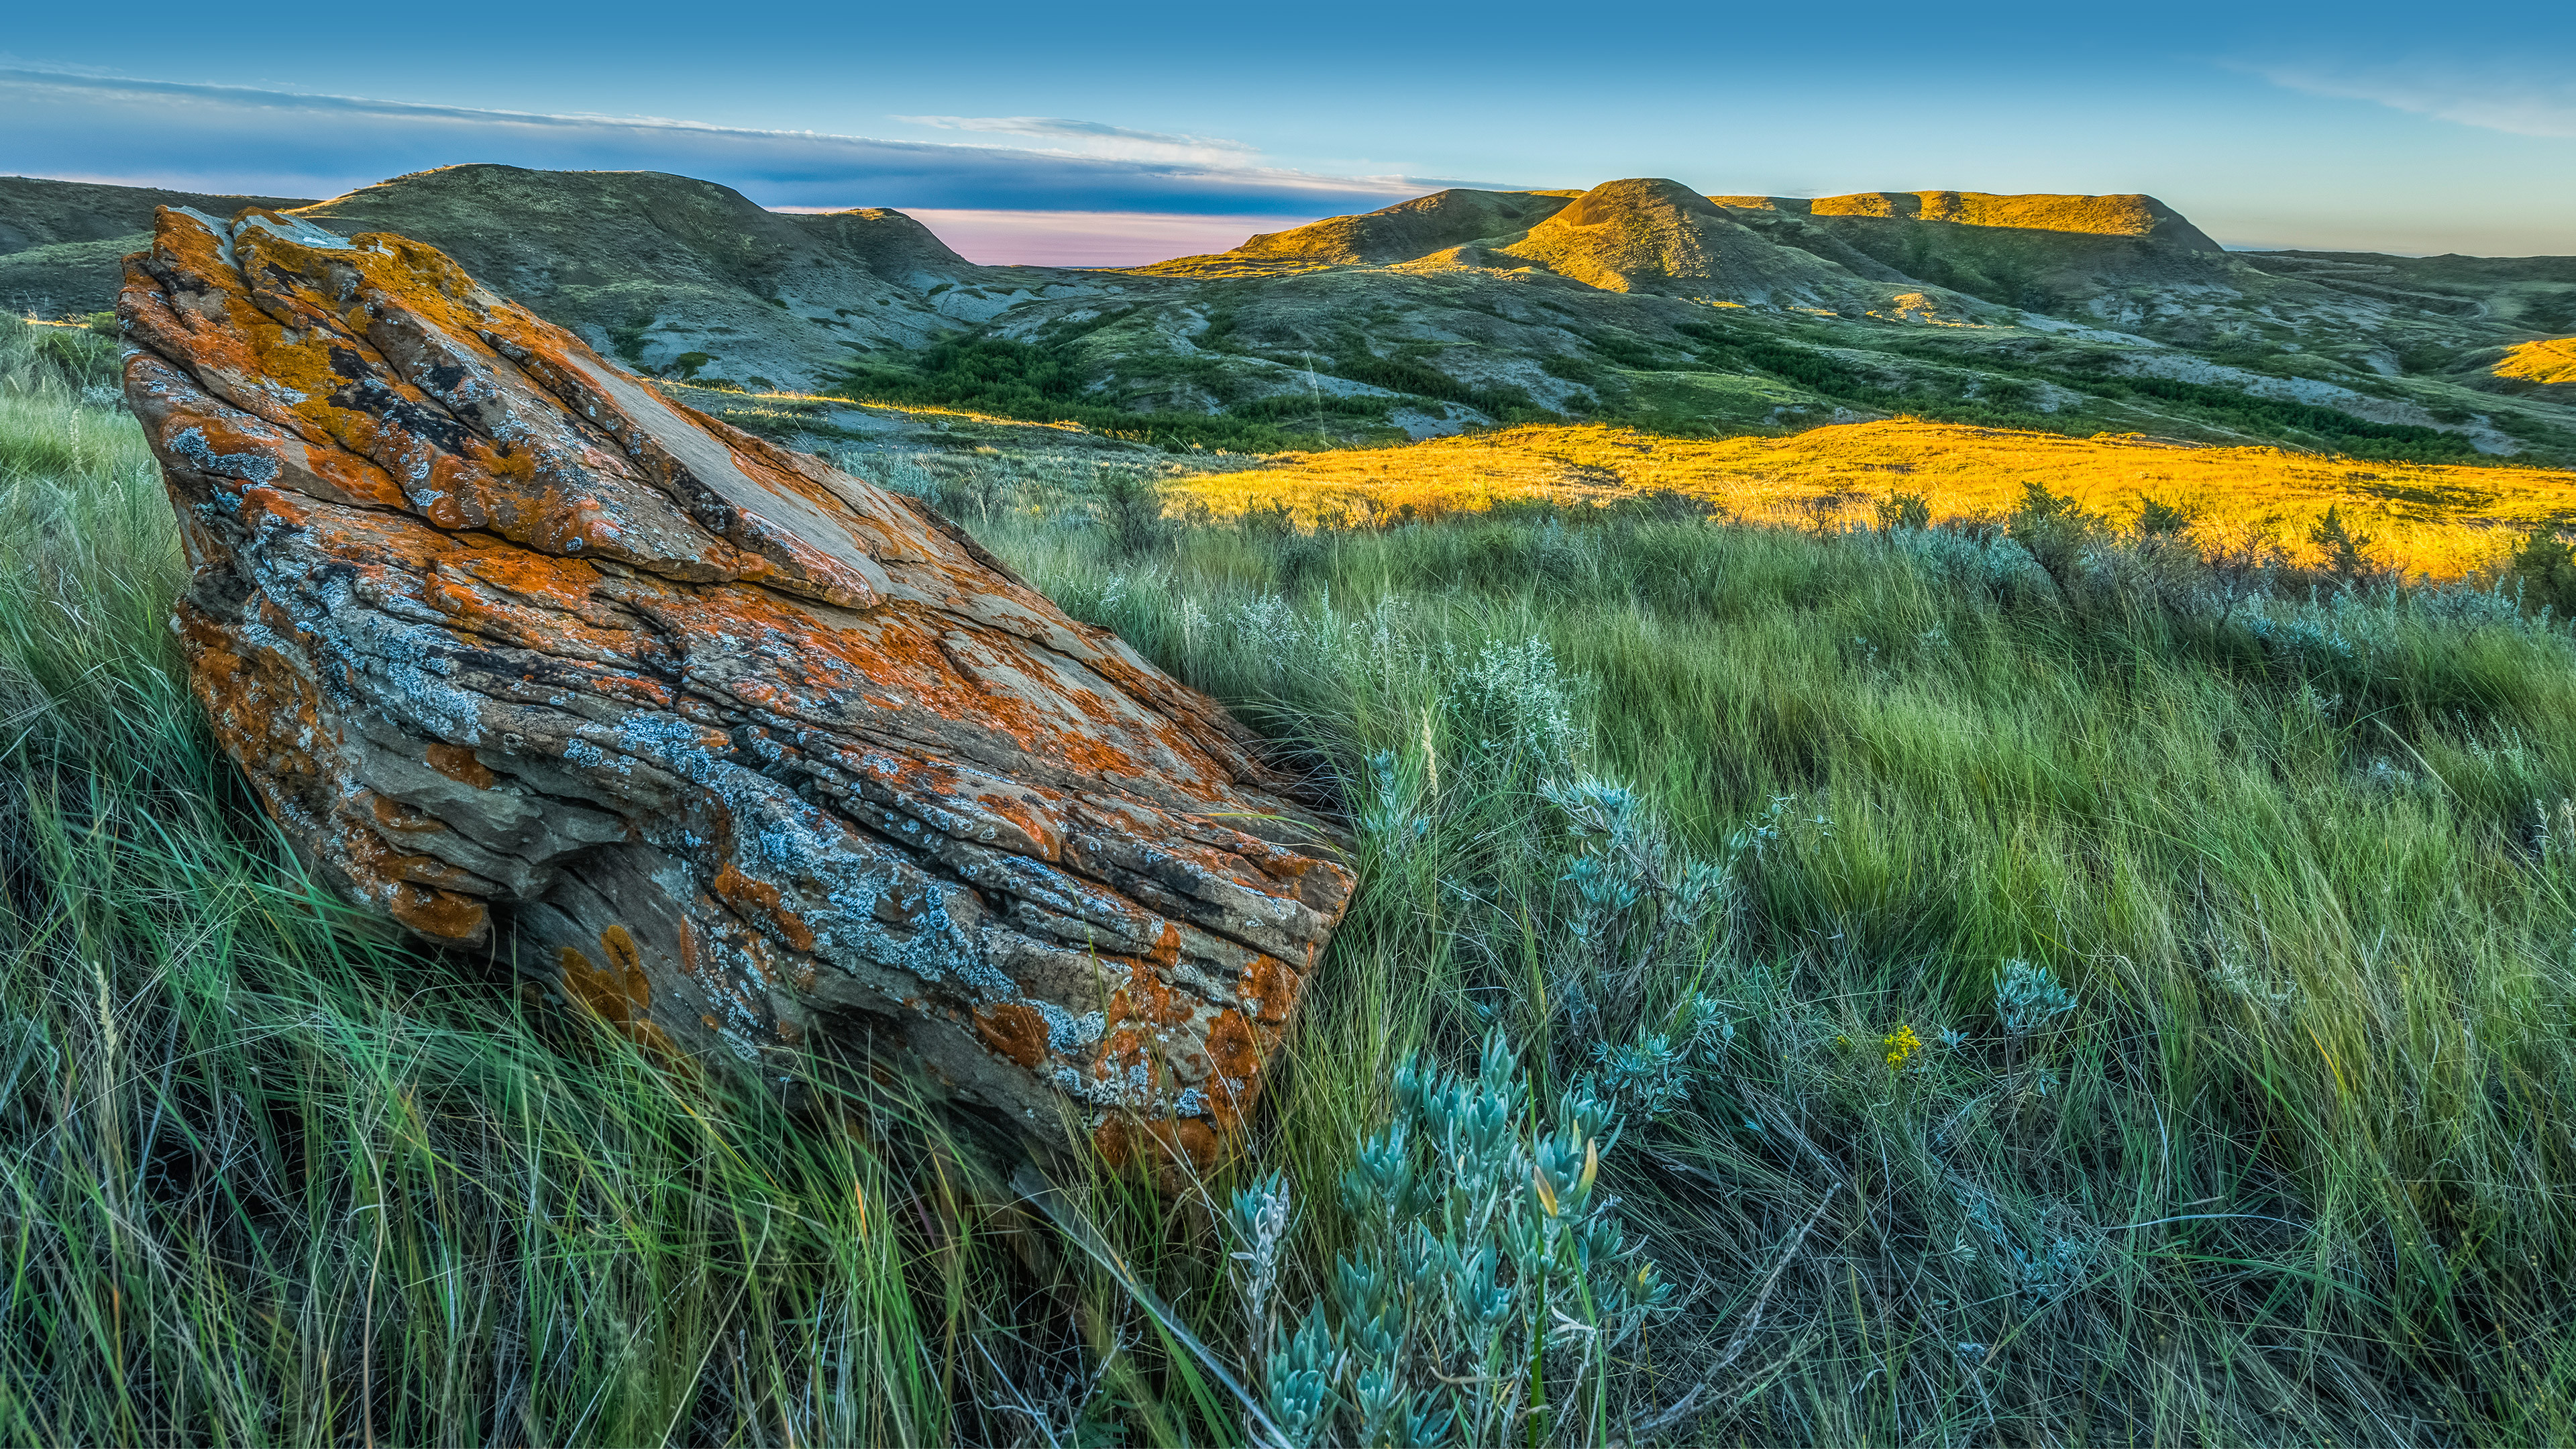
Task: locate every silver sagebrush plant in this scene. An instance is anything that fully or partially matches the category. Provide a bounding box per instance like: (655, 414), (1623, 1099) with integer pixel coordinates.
(1226, 1032), (1674, 1448)
(1994, 959), (2078, 1036)
(1541, 775), (1736, 1096)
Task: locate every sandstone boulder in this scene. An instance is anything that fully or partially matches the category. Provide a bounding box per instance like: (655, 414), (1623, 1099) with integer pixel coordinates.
(120, 205), (1352, 1168)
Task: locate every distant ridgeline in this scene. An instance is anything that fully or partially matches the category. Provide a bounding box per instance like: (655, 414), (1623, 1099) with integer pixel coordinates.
(4, 166), (2570, 461)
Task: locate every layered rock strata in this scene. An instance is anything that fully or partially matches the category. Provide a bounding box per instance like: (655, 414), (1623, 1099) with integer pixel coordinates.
(120, 206), (1352, 1167)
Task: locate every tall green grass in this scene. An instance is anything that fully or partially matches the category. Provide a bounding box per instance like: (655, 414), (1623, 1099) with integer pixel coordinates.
(0, 321), (1132, 1444)
(953, 459), (2576, 1444)
(10, 311), (2576, 1443)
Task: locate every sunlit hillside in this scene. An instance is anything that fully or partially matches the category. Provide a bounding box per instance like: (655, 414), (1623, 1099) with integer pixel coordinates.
(1176, 419), (2576, 578)
(1713, 190), (2206, 237)
(2500, 337), (2576, 387)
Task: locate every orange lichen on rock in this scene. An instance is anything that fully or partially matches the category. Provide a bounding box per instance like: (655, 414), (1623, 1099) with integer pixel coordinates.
(973, 1002), (1050, 1069)
(1094, 1114), (1223, 1187)
(124, 206), (1352, 1176)
(425, 743), (496, 788)
(387, 884), (490, 941)
(1236, 954), (1302, 1026)
(1203, 1009), (1265, 1085)
(710, 862), (817, 953)
(559, 936), (680, 1059)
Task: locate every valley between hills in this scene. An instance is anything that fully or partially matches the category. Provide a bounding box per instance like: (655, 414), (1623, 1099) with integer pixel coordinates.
(5, 164), (2572, 478)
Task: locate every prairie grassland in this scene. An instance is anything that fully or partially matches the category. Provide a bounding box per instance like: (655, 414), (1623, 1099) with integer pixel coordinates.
(11, 309), (2576, 1445)
(938, 443), (2576, 1444)
(1178, 419), (2576, 579)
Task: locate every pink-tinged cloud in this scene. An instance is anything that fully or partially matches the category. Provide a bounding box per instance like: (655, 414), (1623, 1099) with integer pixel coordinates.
(884, 209), (1316, 267)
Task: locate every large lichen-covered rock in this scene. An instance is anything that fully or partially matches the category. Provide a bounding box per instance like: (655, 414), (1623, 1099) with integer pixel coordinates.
(120, 205), (1352, 1167)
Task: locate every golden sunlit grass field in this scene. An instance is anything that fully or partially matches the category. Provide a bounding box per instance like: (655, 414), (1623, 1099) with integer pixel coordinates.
(1180, 419), (2576, 579)
(2500, 337), (2576, 388)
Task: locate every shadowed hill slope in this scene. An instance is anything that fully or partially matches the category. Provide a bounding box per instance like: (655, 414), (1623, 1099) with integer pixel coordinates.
(295, 166), (988, 287)
(784, 206), (985, 286)
(294, 165), (973, 289)
(286, 165), (998, 388)
(0, 176), (317, 313)
(2, 165), (1044, 391)
(0, 176), (317, 254)
(2253, 251), (2576, 328)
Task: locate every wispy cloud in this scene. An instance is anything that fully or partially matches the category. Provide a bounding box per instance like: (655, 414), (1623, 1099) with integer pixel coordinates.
(894, 115), (1258, 165)
(2255, 63), (2576, 139)
(0, 67), (1446, 213)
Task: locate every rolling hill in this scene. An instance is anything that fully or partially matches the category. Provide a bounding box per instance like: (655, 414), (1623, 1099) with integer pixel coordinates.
(4, 164), (2571, 462)
(1492, 177), (1876, 302)
(288, 166), (995, 392)
(1153, 187), (1581, 272)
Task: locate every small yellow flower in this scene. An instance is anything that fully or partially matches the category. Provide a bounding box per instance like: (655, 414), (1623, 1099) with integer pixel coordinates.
(1882, 1024), (1922, 1069)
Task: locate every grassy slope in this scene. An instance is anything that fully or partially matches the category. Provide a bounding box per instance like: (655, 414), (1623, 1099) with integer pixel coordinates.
(11, 319), (2576, 1440)
(1175, 419), (2576, 578)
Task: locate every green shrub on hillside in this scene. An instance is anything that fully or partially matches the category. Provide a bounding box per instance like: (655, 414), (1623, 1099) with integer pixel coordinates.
(2508, 526), (2576, 616)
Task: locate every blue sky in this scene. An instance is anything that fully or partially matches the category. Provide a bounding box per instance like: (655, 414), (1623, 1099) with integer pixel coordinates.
(3, 0), (2571, 263)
